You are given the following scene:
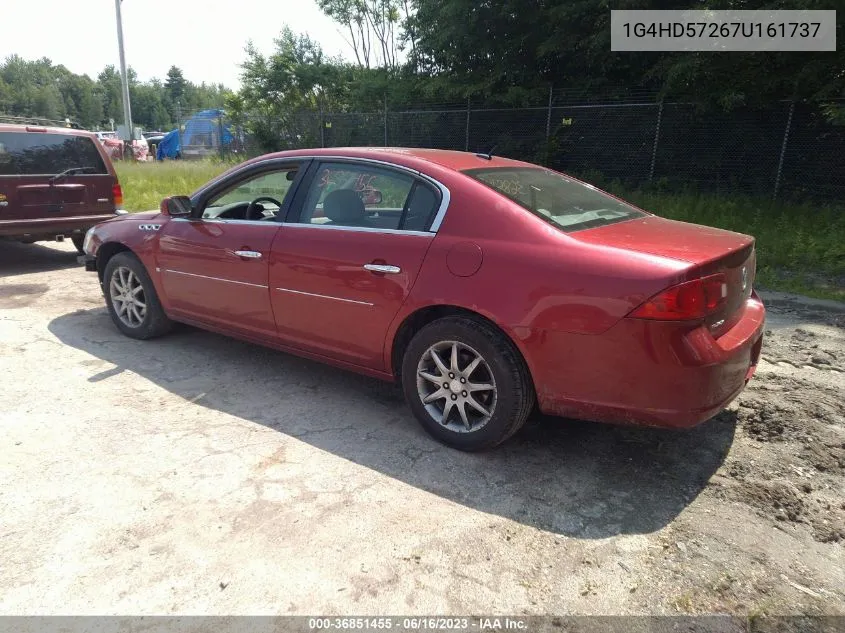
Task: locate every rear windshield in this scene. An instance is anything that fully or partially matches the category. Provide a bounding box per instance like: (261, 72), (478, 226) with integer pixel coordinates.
(0, 132), (108, 176)
(463, 167), (646, 232)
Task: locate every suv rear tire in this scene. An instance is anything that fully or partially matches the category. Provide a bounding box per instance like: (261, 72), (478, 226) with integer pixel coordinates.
(401, 316), (535, 451)
(71, 235), (85, 254)
(103, 251), (173, 340)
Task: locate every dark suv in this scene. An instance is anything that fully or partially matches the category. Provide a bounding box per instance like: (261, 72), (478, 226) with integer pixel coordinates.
(0, 124), (125, 252)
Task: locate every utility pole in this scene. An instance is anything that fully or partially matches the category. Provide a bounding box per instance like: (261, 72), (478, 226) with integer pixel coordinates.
(114, 0), (133, 142)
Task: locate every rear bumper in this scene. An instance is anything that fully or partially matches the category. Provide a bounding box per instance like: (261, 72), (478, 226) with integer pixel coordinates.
(0, 214), (117, 239)
(532, 292), (766, 428)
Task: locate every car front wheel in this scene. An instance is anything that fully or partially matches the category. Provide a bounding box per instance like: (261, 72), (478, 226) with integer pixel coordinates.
(103, 251), (172, 340)
(401, 316), (535, 451)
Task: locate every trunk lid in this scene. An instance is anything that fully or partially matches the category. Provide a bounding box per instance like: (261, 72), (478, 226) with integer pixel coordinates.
(576, 216), (756, 333)
(573, 215), (753, 264)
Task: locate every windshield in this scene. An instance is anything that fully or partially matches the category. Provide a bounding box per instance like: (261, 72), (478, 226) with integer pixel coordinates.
(463, 167), (646, 232)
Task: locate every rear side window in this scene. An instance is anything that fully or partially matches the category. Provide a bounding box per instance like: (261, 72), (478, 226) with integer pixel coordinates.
(402, 182), (441, 231)
(0, 132), (108, 176)
(463, 167), (646, 232)
(297, 162), (440, 231)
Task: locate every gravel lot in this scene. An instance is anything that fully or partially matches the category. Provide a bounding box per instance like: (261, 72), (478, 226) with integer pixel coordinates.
(1, 241), (843, 615)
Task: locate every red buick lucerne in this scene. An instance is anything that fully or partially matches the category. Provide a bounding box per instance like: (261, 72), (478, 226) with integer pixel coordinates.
(80, 148), (765, 451)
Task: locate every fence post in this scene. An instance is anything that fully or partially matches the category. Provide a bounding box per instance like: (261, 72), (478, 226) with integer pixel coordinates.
(319, 103), (325, 148)
(773, 100), (795, 200)
(384, 93), (388, 146)
(465, 96), (471, 152)
(546, 84), (553, 139)
(649, 100), (664, 182)
(218, 115), (225, 159)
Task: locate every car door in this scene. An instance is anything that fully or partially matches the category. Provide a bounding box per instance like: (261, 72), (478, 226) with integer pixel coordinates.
(156, 160), (306, 339)
(269, 159), (445, 370)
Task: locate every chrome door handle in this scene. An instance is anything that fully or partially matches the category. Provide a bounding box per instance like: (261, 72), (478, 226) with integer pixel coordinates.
(234, 250), (262, 259)
(364, 263), (401, 274)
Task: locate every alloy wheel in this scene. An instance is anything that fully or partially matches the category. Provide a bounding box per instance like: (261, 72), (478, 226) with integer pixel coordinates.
(109, 266), (147, 328)
(416, 340), (497, 433)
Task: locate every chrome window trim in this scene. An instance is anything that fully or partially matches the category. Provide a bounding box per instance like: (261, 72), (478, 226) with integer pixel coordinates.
(426, 178), (450, 232)
(279, 223), (434, 238)
(171, 216), (437, 236)
(170, 217), (281, 227)
(163, 269), (268, 289)
(191, 154), (452, 233)
(275, 286), (374, 306)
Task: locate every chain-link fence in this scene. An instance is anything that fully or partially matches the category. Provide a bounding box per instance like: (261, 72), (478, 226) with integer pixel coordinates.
(201, 91), (845, 202)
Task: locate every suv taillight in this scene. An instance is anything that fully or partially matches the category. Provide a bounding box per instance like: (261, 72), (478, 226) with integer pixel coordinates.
(112, 182), (123, 208)
(629, 274), (727, 320)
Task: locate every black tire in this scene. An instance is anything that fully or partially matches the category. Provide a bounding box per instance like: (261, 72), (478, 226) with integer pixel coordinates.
(103, 251), (173, 340)
(401, 316), (535, 451)
(71, 235), (85, 254)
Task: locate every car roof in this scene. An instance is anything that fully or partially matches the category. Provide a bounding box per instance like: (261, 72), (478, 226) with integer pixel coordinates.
(0, 123), (99, 140)
(257, 147), (535, 174)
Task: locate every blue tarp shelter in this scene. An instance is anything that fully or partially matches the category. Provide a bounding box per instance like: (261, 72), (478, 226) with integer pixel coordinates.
(156, 129), (181, 160)
(182, 109), (233, 148)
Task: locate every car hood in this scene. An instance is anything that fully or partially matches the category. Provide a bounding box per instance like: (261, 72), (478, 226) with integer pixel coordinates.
(127, 210), (160, 220)
(101, 210), (161, 223)
(572, 215), (754, 265)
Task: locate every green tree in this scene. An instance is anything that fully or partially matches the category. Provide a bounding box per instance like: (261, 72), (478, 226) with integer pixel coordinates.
(0, 76), (11, 113)
(165, 66), (187, 102)
(0, 55), (233, 130)
(239, 29), (347, 150)
(318, 0), (403, 70)
(97, 66), (124, 126)
(408, 0), (845, 106)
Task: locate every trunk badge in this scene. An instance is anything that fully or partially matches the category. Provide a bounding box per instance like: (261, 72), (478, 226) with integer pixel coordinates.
(741, 266), (748, 292)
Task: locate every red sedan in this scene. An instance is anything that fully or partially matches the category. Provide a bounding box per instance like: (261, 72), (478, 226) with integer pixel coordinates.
(81, 148), (765, 450)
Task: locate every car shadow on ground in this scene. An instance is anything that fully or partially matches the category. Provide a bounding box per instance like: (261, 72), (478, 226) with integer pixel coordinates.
(0, 241), (79, 278)
(49, 308), (737, 539)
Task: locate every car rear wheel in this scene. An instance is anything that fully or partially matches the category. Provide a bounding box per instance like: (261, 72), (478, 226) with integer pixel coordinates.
(401, 316), (535, 451)
(103, 252), (172, 340)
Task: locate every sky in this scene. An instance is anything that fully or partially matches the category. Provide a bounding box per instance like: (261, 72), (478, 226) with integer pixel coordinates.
(0, 0), (352, 88)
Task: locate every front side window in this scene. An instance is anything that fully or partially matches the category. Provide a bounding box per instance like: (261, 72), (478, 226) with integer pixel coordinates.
(297, 162), (438, 231)
(463, 167), (646, 232)
(202, 167), (299, 221)
(0, 132), (108, 176)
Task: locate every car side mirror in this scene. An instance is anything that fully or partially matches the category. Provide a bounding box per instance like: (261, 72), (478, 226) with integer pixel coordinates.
(160, 195), (192, 217)
(360, 189), (383, 206)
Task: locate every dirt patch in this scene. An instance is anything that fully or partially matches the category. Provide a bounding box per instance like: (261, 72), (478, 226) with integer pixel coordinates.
(738, 479), (805, 522)
(0, 283), (49, 308)
(703, 304), (845, 548)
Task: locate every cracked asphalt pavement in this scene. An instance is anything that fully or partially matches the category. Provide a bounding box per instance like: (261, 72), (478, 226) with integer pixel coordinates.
(1, 242), (843, 615)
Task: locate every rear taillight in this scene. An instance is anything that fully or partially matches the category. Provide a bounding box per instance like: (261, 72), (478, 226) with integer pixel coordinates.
(629, 273), (727, 320)
(112, 182), (123, 208)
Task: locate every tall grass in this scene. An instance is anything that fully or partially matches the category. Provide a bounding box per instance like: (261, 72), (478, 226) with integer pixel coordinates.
(115, 160), (844, 300)
(115, 160), (232, 212)
(616, 190), (845, 300)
